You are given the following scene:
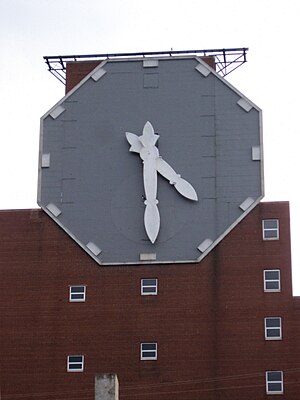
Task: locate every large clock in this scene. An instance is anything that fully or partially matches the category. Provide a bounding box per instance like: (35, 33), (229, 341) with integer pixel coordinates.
(38, 56), (263, 265)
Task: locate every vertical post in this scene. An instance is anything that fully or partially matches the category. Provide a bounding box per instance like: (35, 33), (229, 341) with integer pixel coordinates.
(95, 374), (119, 400)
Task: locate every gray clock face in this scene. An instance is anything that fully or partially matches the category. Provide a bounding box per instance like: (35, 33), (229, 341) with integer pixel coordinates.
(38, 57), (263, 265)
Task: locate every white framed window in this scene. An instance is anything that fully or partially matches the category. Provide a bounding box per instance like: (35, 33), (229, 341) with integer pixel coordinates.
(264, 269), (281, 292)
(67, 355), (84, 372)
(264, 317), (282, 340)
(141, 278), (158, 295)
(262, 219), (279, 240)
(140, 342), (157, 360)
(266, 371), (283, 394)
(69, 285), (86, 302)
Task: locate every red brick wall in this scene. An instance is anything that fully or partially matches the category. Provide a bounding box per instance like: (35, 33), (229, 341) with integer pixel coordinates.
(0, 203), (298, 400)
(66, 61), (101, 93)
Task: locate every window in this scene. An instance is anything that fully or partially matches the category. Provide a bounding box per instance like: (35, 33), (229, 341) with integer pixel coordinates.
(264, 269), (281, 292)
(141, 278), (158, 295)
(265, 317), (282, 340)
(266, 371), (283, 394)
(69, 285), (86, 302)
(67, 355), (84, 372)
(140, 343), (157, 360)
(262, 219), (279, 240)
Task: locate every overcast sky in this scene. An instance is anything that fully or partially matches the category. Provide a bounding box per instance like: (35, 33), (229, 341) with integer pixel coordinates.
(0, 0), (299, 292)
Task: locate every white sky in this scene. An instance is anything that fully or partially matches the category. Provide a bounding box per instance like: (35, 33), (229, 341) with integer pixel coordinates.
(0, 0), (299, 293)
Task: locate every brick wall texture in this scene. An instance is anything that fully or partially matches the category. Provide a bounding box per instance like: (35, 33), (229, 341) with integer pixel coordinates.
(1, 202), (300, 399)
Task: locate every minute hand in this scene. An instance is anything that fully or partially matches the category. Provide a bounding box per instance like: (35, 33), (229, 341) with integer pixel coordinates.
(143, 156), (160, 243)
(156, 157), (198, 201)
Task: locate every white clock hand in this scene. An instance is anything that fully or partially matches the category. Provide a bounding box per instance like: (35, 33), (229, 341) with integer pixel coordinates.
(125, 132), (143, 153)
(142, 156), (160, 244)
(140, 134), (160, 244)
(126, 121), (197, 243)
(156, 157), (198, 201)
(140, 121), (159, 147)
(126, 122), (160, 243)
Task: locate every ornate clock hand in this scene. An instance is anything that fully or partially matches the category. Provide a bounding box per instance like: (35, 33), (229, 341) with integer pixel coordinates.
(125, 121), (197, 244)
(140, 126), (160, 244)
(125, 132), (143, 153)
(125, 122), (159, 153)
(142, 153), (160, 243)
(140, 121), (159, 147)
(126, 122), (160, 243)
(156, 157), (198, 201)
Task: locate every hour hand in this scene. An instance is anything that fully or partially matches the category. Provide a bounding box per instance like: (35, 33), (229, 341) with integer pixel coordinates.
(156, 157), (198, 201)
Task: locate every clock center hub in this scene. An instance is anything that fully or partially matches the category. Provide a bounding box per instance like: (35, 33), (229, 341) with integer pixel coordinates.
(140, 146), (159, 161)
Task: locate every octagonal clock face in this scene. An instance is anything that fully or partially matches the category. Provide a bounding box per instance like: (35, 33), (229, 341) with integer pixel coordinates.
(38, 57), (263, 265)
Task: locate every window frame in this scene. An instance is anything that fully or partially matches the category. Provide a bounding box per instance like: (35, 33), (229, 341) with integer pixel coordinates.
(262, 219), (279, 240)
(67, 355), (84, 372)
(264, 269), (281, 292)
(141, 278), (158, 295)
(69, 285), (86, 302)
(266, 371), (283, 394)
(264, 317), (282, 340)
(140, 342), (157, 360)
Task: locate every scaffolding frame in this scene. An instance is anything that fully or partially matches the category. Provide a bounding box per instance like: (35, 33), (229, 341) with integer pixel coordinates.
(44, 47), (248, 85)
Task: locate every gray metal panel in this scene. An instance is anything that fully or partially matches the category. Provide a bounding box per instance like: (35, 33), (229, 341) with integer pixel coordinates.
(39, 57), (263, 265)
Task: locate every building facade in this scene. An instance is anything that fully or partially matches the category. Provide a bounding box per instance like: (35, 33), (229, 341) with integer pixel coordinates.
(1, 54), (300, 399)
(1, 202), (300, 399)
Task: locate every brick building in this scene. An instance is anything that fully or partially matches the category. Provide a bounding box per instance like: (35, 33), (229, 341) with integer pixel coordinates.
(1, 52), (300, 399)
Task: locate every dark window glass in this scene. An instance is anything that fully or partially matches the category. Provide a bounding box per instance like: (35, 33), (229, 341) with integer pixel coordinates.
(143, 279), (156, 286)
(268, 329), (281, 337)
(142, 351), (156, 358)
(266, 318), (280, 328)
(71, 286), (85, 293)
(71, 293), (84, 299)
(264, 230), (278, 238)
(265, 271), (279, 280)
(142, 343), (156, 350)
(268, 382), (282, 392)
(68, 363), (82, 369)
(266, 281), (279, 290)
(264, 220), (278, 229)
(69, 356), (83, 363)
(143, 287), (156, 293)
(268, 372), (282, 381)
